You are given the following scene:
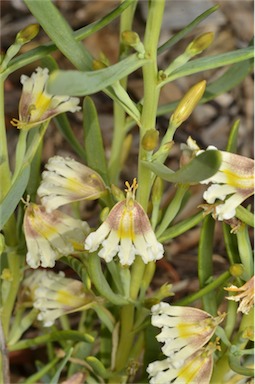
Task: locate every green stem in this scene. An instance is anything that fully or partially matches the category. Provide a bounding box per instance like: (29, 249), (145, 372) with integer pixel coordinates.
(136, 0), (165, 211)
(114, 304), (135, 372)
(108, 1), (137, 184)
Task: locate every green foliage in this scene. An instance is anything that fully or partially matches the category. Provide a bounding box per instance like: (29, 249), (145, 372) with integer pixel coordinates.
(0, 1), (253, 383)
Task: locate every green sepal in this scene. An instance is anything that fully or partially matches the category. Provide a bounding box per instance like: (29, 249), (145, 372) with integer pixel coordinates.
(143, 150), (222, 184)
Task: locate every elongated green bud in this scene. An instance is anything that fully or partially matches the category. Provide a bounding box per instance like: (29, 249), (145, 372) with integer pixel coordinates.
(186, 32), (214, 56)
(170, 80), (206, 126)
(16, 24), (40, 44)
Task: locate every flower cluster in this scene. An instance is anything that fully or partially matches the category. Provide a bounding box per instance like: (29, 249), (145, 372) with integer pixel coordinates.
(147, 302), (224, 383)
(20, 270), (95, 326)
(85, 179), (164, 266)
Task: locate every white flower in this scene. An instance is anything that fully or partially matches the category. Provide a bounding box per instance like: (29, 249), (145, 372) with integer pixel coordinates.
(224, 276), (254, 315)
(85, 179), (164, 266)
(37, 156), (107, 212)
(147, 302), (223, 384)
(147, 342), (216, 384)
(150, 302), (224, 362)
(23, 203), (90, 268)
(200, 148), (254, 220)
(11, 67), (81, 130)
(21, 270), (94, 327)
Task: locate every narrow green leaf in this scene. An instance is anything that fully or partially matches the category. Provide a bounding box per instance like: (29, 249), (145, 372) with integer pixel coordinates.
(236, 206), (254, 227)
(54, 114), (87, 163)
(24, 0), (92, 70)
(158, 5), (219, 54)
(160, 47), (254, 86)
(83, 97), (109, 184)
(198, 215), (217, 315)
(0, 166), (30, 230)
(158, 211), (204, 243)
(50, 348), (73, 384)
(143, 150), (222, 184)
(6, 0), (134, 77)
(74, 0), (135, 40)
(47, 54), (149, 96)
(222, 223), (240, 265)
(226, 120), (240, 153)
(157, 58), (253, 117)
(9, 330), (94, 352)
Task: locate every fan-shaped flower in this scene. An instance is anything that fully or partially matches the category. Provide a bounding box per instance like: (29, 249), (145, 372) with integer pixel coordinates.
(11, 67), (81, 130)
(147, 302), (224, 384)
(150, 302), (224, 362)
(37, 156), (107, 212)
(200, 148), (254, 220)
(84, 179), (164, 266)
(23, 203), (90, 268)
(147, 341), (218, 384)
(21, 270), (95, 327)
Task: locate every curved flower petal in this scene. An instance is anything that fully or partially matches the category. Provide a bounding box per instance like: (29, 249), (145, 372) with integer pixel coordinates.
(38, 156), (107, 212)
(24, 203), (90, 268)
(11, 67), (81, 130)
(84, 179), (164, 266)
(150, 302), (224, 362)
(20, 270), (94, 327)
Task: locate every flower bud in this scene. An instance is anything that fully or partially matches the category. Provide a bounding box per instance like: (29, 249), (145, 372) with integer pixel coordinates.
(121, 30), (145, 55)
(186, 32), (214, 56)
(229, 263), (244, 277)
(92, 59), (108, 70)
(142, 129), (159, 151)
(111, 184), (125, 202)
(16, 24), (40, 45)
(170, 80), (206, 127)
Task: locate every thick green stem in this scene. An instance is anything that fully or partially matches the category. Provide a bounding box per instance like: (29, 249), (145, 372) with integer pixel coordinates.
(109, 0), (137, 184)
(136, 0), (165, 210)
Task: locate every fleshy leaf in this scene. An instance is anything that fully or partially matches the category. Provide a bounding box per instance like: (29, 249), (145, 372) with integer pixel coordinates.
(142, 150), (222, 184)
(47, 54), (149, 96)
